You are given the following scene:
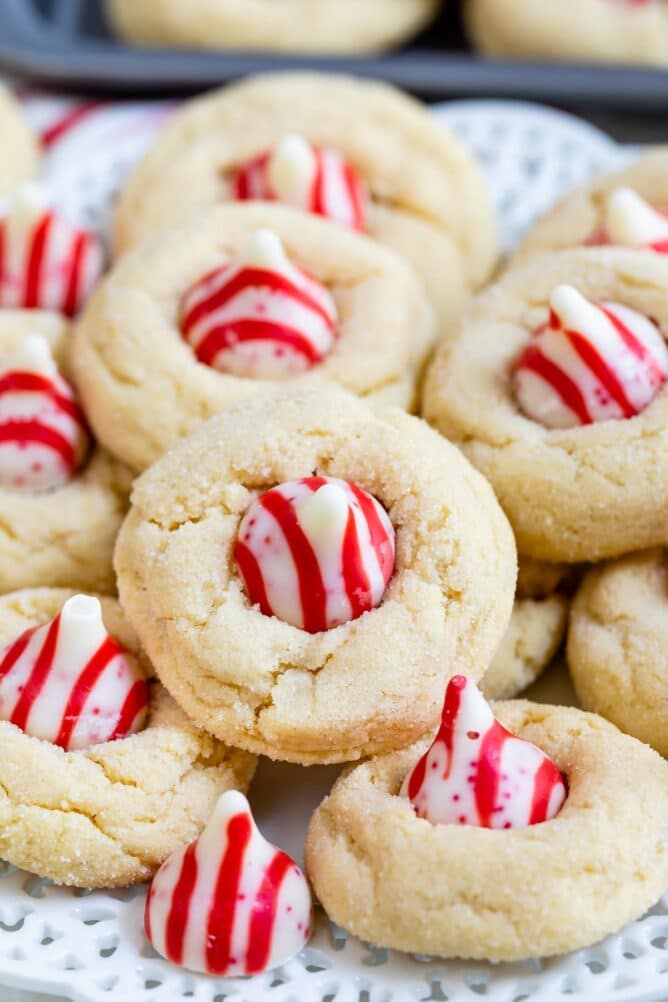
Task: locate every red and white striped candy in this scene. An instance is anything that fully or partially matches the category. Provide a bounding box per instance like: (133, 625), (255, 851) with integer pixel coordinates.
(235, 476), (395, 633)
(514, 284), (668, 428)
(145, 790), (312, 976)
(402, 675), (566, 829)
(590, 187), (668, 252)
(0, 334), (90, 491)
(180, 229), (338, 379)
(0, 184), (104, 317)
(0, 594), (149, 751)
(232, 134), (367, 232)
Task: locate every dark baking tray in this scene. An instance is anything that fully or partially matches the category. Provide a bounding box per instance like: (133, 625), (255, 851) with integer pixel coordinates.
(1, 0), (668, 113)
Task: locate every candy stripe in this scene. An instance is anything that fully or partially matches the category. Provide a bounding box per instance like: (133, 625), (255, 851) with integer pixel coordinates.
(195, 319), (321, 369)
(54, 636), (119, 749)
(515, 287), (668, 429)
(145, 793), (312, 977)
(235, 477), (395, 634)
(0, 597), (149, 750)
(518, 342), (592, 424)
(9, 616), (60, 732)
(24, 211), (52, 309)
(165, 842), (199, 965)
(205, 812), (253, 974)
(183, 267), (335, 332)
(0, 203), (103, 317)
(0, 372), (88, 427)
(404, 675), (566, 830)
(0, 627), (37, 682)
(0, 419), (76, 469)
(565, 328), (636, 418)
(109, 678), (150, 740)
(260, 489), (327, 633)
(41, 101), (104, 148)
(245, 851), (294, 975)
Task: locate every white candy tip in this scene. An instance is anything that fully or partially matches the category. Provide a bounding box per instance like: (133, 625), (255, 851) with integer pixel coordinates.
(209, 789), (252, 828)
(7, 334), (58, 376)
(297, 483), (350, 541)
(274, 133), (312, 162)
(11, 182), (47, 214)
(549, 284), (591, 324)
(608, 186), (644, 213)
(61, 594), (103, 625)
(242, 229), (289, 270)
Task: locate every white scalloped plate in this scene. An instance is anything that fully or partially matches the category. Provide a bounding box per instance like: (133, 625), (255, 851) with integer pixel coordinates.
(1, 95), (664, 1002)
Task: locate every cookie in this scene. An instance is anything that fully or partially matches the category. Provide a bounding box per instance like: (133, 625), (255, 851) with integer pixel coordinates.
(112, 73), (497, 329)
(73, 204), (436, 473)
(0, 588), (256, 888)
(114, 386), (516, 765)
(423, 248), (668, 563)
(513, 149), (668, 265)
(105, 0), (440, 53)
(0, 87), (39, 198)
(0, 311), (131, 594)
(305, 698), (668, 960)
(568, 549), (668, 757)
(466, 0), (668, 67)
(481, 593), (569, 701)
(481, 557), (571, 700)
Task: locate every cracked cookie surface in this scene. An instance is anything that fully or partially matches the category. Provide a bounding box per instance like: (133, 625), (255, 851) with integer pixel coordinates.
(0, 588), (256, 888)
(305, 700), (668, 960)
(423, 248), (668, 563)
(568, 549), (668, 757)
(105, 0), (441, 53)
(74, 203), (436, 474)
(0, 312), (132, 594)
(112, 73), (496, 329)
(114, 386), (516, 764)
(0, 86), (38, 198)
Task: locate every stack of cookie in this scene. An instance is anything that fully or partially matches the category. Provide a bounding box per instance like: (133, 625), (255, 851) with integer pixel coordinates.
(0, 75), (667, 979)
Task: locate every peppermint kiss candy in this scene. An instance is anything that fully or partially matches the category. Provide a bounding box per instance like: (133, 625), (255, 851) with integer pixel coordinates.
(232, 134), (367, 232)
(145, 790), (312, 976)
(514, 284), (668, 428)
(0, 594), (149, 751)
(0, 335), (90, 491)
(0, 184), (104, 317)
(180, 229), (338, 380)
(234, 476), (395, 633)
(604, 188), (668, 253)
(402, 675), (566, 829)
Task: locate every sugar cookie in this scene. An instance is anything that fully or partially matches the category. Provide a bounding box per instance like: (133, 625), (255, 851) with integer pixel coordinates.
(0, 588), (256, 888)
(74, 204), (436, 473)
(115, 386), (516, 764)
(466, 0), (668, 67)
(113, 73), (497, 329)
(0, 311), (131, 594)
(568, 549), (668, 757)
(306, 699), (668, 960)
(423, 248), (668, 562)
(0, 87), (38, 198)
(106, 0), (441, 53)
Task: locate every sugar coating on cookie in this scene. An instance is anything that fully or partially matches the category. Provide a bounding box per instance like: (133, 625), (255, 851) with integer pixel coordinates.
(180, 229), (339, 380)
(598, 187), (668, 251)
(515, 284), (668, 428)
(232, 135), (367, 232)
(0, 184), (104, 317)
(0, 593), (149, 750)
(235, 475), (395, 633)
(402, 675), (566, 828)
(0, 334), (90, 491)
(145, 790), (311, 976)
